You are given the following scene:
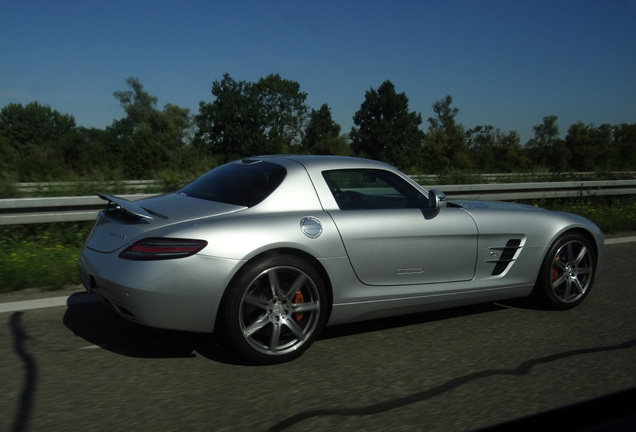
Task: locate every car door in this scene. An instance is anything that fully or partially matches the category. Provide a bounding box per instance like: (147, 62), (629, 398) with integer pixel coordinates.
(323, 169), (478, 286)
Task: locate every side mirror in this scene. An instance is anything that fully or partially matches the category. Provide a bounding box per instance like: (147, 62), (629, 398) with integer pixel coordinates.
(428, 189), (447, 210)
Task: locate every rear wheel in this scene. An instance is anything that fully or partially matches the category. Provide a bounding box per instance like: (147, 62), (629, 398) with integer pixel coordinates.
(534, 232), (596, 309)
(223, 255), (327, 364)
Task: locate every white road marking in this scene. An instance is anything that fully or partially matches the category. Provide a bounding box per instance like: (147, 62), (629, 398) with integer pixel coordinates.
(0, 293), (98, 313)
(604, 236), (636, 245)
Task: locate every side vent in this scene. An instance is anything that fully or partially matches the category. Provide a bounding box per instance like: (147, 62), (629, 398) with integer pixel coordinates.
(487, 239), (522, 276)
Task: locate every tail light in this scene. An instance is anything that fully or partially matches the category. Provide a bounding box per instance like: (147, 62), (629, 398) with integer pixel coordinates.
(119, 238), (208, 260)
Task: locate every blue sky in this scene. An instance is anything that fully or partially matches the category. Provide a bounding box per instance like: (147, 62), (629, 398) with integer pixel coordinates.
(1, 0), (635, 143)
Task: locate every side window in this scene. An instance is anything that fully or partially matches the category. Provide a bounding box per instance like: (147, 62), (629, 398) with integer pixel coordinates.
(323, 169), (426, 210)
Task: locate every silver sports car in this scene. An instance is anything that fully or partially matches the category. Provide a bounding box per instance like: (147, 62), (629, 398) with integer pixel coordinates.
(78, 155), (603, 363)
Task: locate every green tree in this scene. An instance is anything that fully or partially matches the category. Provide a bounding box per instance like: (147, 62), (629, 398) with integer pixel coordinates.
(195, 74), (260, 162)
(113, 77), (158, 126)
(68, 127), (118, 177)
(0, 134), (18, 195)
(565, 123), (613, 171)
(0, 102), (76, 155)
(195, 74), (308, 161)
(349, 80), (423, 169)
(0, 133), (16, 172)
(0, 102), (77, 179)
(425, 95), (471, 171)
(109, 77), (192, 177)
(302, 104), (349, 155)
(468, 125), (530, 172)
(612, 123), (636, 170)
(525, 115), (569, 171)
(252, 74), (308, 153)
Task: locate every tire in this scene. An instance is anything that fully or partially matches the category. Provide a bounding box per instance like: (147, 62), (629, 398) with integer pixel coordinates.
(222, 255), (328, 364)
(533, 232), (596, 310)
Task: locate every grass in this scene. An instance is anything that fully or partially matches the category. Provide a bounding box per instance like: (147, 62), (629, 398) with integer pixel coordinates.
(538, 196), (636, 234)
(1, 197), (635, 294)
(0, 222), (92, 293)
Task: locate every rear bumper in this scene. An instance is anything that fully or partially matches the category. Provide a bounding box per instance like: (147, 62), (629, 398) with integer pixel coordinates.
(78, 248), (243, 333)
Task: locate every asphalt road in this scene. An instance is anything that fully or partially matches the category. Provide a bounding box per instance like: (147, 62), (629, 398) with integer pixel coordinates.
(1, 240), (635, 432)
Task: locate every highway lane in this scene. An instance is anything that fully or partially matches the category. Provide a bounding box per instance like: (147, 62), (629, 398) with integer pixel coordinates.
(1, 240), (635, 432)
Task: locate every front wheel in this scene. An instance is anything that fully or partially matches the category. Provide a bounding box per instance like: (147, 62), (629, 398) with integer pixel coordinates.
(222, 255), (328, 364)
(533, 232), (596, 310)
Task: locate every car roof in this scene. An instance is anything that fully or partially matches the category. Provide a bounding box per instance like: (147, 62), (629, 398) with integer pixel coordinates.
(253, 154), (395, 171)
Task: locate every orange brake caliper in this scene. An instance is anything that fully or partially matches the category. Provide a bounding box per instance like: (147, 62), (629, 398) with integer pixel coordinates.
(551, 256), (561, 281)
(294, 290), (305, 322)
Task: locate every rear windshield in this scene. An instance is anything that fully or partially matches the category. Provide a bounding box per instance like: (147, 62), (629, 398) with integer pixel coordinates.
(178, 160), (287, 207)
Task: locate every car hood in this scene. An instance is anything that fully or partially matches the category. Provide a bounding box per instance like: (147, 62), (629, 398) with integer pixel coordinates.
(449, 199), (545, 211)
(86, 193), (245, 253)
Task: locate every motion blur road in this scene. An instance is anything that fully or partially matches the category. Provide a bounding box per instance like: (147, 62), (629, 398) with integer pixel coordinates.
(1, 238), (635, 432)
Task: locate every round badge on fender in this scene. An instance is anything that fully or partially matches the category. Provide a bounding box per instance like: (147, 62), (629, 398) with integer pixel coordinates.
(300, 217), (323, 239)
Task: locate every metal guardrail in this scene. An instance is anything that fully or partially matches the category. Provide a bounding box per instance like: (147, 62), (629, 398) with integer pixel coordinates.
(14, 179), (163, 194)
(1, 180), (636, 225)
(13, 173), (636, 194)
(0, 194), (159, 225)
(434, 180), (636, 201)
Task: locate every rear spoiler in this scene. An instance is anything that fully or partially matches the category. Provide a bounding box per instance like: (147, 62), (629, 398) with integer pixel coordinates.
(97, 192), (153, 220)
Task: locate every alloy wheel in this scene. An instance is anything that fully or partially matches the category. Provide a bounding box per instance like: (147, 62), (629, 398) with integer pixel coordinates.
(548, 239), (594, 304)
(238, 265), (322, 357)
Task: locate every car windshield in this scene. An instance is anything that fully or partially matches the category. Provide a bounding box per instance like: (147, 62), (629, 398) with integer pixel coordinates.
(178, 159), (287, 207)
